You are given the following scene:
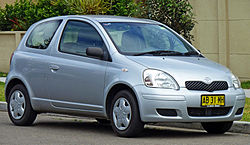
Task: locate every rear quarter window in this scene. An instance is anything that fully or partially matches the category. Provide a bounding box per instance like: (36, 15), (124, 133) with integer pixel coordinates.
(26, 20), (62, 49)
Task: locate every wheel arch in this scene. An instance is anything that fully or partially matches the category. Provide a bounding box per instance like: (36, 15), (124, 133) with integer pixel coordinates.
(105, 83), (140, 119)
(5, 78), (29, 102)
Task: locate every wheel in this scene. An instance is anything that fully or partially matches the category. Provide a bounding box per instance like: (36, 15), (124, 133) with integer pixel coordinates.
(201, 121), (233, 134)
(7, 84), (37, 126)
(96, 118), (110, 125)
(110, 90), (144, 137)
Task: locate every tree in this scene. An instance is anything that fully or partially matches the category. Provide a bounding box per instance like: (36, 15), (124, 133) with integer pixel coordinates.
(144, 0), (196, 42)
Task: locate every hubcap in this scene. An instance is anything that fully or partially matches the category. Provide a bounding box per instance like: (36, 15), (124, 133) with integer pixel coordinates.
(9, 90), (26, 120)
(113, 97), (132, 130)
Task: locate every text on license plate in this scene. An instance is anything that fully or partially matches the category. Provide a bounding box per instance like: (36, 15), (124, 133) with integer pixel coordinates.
(201, 95), (225, 106)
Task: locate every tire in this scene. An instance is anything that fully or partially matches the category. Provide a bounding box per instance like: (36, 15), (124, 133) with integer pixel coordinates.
(201, 121), (233, 134)
(96, 118), (110, 125)
(7, 84), (37, 126)
(110, 90), (144, 137)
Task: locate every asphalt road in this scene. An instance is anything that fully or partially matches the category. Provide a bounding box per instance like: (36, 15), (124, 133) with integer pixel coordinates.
(0, 112), (249, 145)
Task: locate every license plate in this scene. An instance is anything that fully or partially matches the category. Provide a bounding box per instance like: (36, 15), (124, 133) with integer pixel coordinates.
(201, 95), (225, 107)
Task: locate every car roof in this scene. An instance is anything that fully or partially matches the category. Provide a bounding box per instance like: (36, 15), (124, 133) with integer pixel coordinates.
(46, 15), (160, 24)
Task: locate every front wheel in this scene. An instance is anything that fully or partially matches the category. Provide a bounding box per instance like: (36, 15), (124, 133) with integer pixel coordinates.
(7, 84), (37, 126)
(110, 90), (144, 137)
(201, 121), (233, 134)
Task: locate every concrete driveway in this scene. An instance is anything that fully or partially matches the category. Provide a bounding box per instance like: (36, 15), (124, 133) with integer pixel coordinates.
(0, 111), (249, 145)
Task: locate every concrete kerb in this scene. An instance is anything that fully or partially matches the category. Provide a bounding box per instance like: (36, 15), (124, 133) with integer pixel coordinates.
(0, 102), (7, 111)
(0, 101), (249, 134)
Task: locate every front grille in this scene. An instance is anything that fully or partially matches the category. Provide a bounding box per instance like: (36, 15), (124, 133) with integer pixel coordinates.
(185, 81), (228, 92)
(187, 107), (231, 117)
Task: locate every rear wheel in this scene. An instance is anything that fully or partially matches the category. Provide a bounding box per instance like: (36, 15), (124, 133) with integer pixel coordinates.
(7, 84), (37, 126)
(201, 121), (233, 134)
(110, 90), (144, 137)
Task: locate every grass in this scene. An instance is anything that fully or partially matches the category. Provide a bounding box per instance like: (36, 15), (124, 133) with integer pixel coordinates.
(241, 98), (250, 122)
(0, 72), (7, 77)
(241, 81), (250, 89)
(0, 82), (249, 121)
(0, 82), (5, 102)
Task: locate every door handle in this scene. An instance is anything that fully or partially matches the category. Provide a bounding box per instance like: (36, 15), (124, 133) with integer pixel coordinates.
(49, 65), (60, 72)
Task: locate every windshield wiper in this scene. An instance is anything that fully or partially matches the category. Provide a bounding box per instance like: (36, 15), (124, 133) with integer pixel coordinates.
(183, 51), (203, 57)
(134, 50), (184, 56)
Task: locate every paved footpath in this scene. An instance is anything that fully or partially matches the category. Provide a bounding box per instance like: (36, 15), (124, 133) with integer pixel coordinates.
(0, 77), (5, 83)
(244, 89), (250, 98)
(0, 111), (249, 145)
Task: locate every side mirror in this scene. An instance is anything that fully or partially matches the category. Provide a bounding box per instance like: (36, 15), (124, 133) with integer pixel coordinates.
(86, 47), (104, 59)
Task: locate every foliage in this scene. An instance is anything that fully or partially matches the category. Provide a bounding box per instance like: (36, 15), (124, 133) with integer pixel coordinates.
(107, 0), (143, 17)
(64, 0), (110, 15)
(0, 0), (72, 31)
(0, 9), (8, 31)
(242, 81), (250, 89)
(144, 0), (196, 42)
(0, 0), (110, 30)
(36, 0), (74, 19)
(0, 0), (196, 40)
(0, 72), (7, 77)
(0, 0), (36, 31)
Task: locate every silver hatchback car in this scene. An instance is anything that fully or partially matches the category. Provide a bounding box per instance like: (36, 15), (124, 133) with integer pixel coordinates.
(5, 15), (245, 137)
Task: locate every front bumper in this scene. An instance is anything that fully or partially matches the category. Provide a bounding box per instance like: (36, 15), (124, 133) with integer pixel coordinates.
(134, 85), (246, 123)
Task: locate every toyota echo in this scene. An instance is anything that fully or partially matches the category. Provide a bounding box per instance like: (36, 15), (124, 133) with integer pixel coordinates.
(5, 15), (246, 137)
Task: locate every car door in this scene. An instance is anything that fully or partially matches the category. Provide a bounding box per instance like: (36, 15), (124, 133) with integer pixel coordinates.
(23, 20), (62, 100)
(48, 19), (109, 112)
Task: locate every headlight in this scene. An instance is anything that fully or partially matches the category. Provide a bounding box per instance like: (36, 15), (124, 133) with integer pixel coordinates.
(143, 69), (179, 90)
(231, 74), (241, 89)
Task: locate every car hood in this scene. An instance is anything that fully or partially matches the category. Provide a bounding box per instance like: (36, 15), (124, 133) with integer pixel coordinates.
(126, 56), (233, 87)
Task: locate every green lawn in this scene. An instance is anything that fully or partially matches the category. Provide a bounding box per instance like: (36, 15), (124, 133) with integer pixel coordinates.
(0, 82), (5, 102)
(241, 98), (250, 122)
(242, 81), (250, 89)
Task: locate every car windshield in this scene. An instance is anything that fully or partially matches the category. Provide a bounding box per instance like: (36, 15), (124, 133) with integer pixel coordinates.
(101, 22), (200, 56)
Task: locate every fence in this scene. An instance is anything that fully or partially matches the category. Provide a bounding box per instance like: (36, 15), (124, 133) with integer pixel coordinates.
(189, 0), (250, 81)
(0, 31), (25, 72)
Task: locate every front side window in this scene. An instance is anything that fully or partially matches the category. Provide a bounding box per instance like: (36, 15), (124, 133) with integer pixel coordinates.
(102, 22), (199, 56)
(26, 20), (62, 49)
(59, 20), (106, 57)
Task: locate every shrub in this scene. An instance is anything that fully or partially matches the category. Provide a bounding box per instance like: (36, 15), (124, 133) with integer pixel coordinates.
(144, 0), (196, 42)
(0, 0), (36, 31)
(63, 0), (110, 15)
(0, 9), (8, 31)
(36, 0), (74, 19)
(0, 0), (110, 30)
(0, 0), (196, 38)
(0, 0), (71, 31)
(0, 0), (72, 31)
(107, 0), (143, 17)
